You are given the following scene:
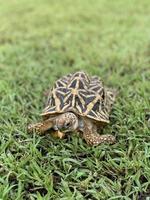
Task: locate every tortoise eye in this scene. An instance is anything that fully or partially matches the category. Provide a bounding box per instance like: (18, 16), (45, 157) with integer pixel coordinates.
(65, 122), (71, 128)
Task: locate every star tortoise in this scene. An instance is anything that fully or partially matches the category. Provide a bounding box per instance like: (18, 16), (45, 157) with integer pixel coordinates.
(28, 71), (116, 146)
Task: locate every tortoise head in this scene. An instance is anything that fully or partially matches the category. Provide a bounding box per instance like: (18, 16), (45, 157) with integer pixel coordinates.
(53, 112), (79, 133)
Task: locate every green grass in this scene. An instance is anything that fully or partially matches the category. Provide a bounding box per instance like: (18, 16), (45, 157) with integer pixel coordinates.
(0, 0), (150, 199)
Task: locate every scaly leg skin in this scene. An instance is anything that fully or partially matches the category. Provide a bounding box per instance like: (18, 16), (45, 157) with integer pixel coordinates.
(28, 119), (65, 139)
(83, 120), (116, 146)
(27, 118), (53, 134)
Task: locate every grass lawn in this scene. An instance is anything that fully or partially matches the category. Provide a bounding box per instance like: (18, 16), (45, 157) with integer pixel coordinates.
(0, 0), (150, 199)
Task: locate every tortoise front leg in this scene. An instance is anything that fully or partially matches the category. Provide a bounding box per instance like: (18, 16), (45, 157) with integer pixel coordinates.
(82, 120), (116, 146)
(27, 118), (54, 134)
(28, 120), (65, 139)
(83, 131), (116, 146)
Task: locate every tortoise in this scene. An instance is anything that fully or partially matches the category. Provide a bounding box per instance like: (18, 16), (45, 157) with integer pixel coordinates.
(28, 71), (116, 146)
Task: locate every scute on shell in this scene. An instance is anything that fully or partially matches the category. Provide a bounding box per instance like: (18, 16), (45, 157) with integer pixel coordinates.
(41, 71), (116, 123)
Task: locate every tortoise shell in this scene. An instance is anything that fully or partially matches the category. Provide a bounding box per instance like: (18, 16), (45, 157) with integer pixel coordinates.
(41, 71), (115, 123)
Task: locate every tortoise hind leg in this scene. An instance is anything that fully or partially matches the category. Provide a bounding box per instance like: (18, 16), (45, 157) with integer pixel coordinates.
(82, 119), (116, 146)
